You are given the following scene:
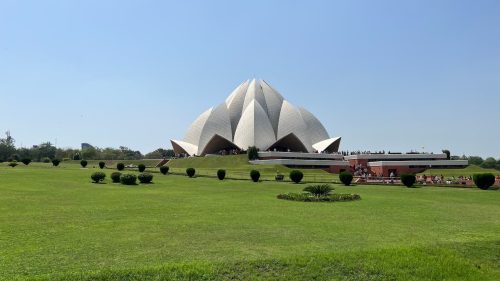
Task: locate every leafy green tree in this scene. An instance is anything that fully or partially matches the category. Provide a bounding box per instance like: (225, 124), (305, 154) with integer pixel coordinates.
(468, 156), (484, 166)
(481, 157), (497, 169)
(247, 146), (259, 160)
(442, 149), (450, 160)
(0, 131), (16, 162)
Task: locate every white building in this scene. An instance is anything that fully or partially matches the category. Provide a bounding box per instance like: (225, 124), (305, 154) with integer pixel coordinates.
(171, 79), (341, 156)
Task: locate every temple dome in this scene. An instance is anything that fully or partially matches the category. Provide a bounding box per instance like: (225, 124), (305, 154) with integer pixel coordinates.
(171, 79), (341, 156)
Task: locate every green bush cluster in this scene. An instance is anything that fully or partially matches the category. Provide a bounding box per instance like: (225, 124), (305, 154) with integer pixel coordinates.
(217, 169), (226, 180)
(120, 174), (137, 185)
(80, 160), (88, 168)
(289, 170), (304, 183)
(250, 170), (260, 182)
(117, 163), (125, 171)
(160, 166), (169, 175)
(339, 172), (353, 186)
(52, 159), (61, 167)
(111, 172), (122, 183)
(42, 157), (51, 163)
(473, 173), (495, 190)
(138, 173), (153, 184)
(186, 168), (195, 178)
(8, 161), (18, 168)
(138, 164), (146, 172)
(98, 161), (105, 169)
(21, 158), (31, 165)
(90, 172), (106, 183)
(277, 193), (361, 202)
(400, 174), (416, 188)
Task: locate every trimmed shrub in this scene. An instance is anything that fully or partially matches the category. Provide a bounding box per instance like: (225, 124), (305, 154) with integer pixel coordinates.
(21, 158), (31, 165)
(120, 174), (137, 185)
(80, 160), (88, 168)
(138, 173), (153, 184)
(90, 172), (106, 183)
(303, 184), (333, 197)
(111, 172), (122, 183)
(250, 170), (260, 182)
(277, 193), (361, 202)
(339, 172), (353, 186)
(117, 163), (125, 171)
(400, 174), (416, 188)
(98, 161), (105, 169)
(289, 170), (304, 183)
(52, 159), (61, 167)
(247, 146), (259, 160)
(186, 168), (196, 178)
(473, 173), (496, 190)
(73, 154), (81, 160)
(8, 161), (18, 168)
(138, 164), (146, 172)
(159, 166), (169, 175)
(217, 169), (226, 180)
(42, 157), (51, 163)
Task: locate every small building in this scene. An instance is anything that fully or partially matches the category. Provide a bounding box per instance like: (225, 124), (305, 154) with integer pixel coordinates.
(345, 153), (468, 177)
(250, 152), (468, 177)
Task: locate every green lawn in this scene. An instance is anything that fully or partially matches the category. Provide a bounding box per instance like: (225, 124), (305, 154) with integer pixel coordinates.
(419, 164), (500, 177)
(168, 155), (334, 182)
(0, 162), (499, 280)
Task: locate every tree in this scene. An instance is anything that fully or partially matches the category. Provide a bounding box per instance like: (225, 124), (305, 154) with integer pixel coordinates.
(247, 146), (259, 160)
(442, 149), (450, 160)
(400, 174), (416, 187)
(473, 173), (495, 190)
(145, 148), (174, 159)
(468, 156), (484, 166)
(289, 170), (304, 183)
(481, 157), (497, 169)
(0, 131), (16, 162)
(339, 172), (353, 186)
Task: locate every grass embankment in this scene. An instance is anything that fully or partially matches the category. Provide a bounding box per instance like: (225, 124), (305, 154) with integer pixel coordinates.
(167, 155), (333, 182)
(0, 163), (499, 280)
(420, 164), (500, 177)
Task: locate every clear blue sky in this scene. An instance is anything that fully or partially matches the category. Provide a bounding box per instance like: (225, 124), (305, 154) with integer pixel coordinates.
(1, 0), (499, 157)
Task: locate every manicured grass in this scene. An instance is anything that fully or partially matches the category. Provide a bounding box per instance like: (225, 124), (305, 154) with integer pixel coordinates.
(420, 164), (500, 177)
(168, 155), (333, 182)
(1, 163), (499, 280)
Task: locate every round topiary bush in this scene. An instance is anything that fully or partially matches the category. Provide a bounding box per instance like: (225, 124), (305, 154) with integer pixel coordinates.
(120, 174), (137, 185)
(186, 168), (196, 178)
(111, 172), (122, 183)
(98, 161), (105, 169)
(289, 170), (304, 183)
(90, 172), (106, 183)
(400, 174), (416, 188)
(250, 170), (260, 182)
(80, 160), (88, 168)
(339, 172), (353, 186)
(8, 161), (18, 168)
(138, 164), (146, 172)
(117, 163), (125, 171)
(473, 173), (496, 190)
(138, 172), (153, 184)
(159, 166), (169, 175)
(21, 158), (31, 165)
(52, 159), (61, 167)
(217, 169), (226, 180)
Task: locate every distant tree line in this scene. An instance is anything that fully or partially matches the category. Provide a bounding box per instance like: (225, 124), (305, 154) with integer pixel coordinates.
(0, 132), (174, 162)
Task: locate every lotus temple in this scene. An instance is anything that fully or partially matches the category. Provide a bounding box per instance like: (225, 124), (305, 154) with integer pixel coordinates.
(171, 79), (468, 176)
